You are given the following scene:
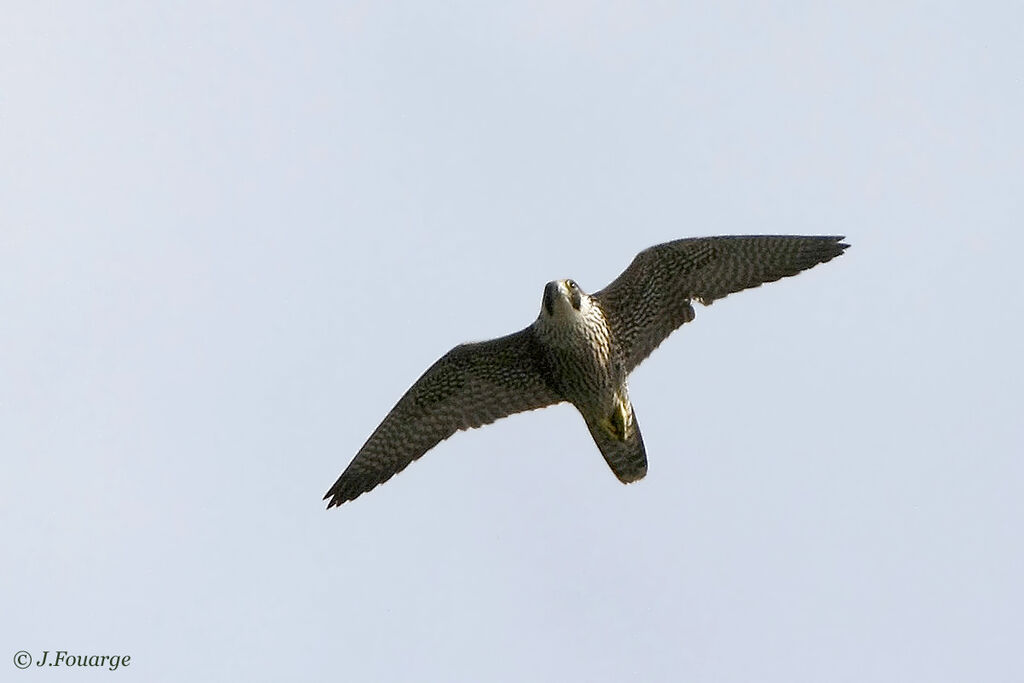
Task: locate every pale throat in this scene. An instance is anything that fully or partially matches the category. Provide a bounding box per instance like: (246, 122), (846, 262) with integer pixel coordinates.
(536, 294), (613, 365)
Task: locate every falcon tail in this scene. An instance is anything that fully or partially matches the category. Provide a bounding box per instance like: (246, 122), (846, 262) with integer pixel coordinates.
(583, 405), (648, 484)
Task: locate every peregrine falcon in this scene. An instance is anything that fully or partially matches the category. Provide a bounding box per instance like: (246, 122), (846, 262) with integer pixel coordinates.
(325, 235), (848, 508)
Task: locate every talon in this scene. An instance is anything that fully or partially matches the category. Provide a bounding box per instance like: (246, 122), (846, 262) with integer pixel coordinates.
(603, 402), (629, 441)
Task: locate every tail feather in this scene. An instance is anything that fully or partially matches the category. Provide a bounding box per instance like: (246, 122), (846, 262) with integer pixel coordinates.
(584, 407), (648, 484)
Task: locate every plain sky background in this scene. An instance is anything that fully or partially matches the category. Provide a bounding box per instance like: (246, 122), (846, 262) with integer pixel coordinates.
(2, 2), (1022, 681)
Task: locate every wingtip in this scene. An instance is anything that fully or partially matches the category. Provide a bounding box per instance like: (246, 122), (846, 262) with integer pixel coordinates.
(323, 488), (345, 509)
(815, 235), (850, 262)
(324, 483), (367, 509)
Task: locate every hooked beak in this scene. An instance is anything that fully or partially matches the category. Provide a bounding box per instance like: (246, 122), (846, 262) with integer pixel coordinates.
(543, 281), (559, 316)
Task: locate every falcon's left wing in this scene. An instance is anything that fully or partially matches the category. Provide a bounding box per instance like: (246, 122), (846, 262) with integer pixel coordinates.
(594, 235), (848, 373)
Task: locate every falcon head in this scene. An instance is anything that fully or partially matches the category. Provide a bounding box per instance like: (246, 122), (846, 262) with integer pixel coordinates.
(542, 279), (585, 318)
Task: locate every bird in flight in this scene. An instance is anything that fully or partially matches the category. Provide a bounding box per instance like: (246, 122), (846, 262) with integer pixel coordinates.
(325, 235), (848, 508)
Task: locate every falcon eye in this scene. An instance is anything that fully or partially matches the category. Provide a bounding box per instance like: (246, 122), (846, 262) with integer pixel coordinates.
(568, 282), (583, 311)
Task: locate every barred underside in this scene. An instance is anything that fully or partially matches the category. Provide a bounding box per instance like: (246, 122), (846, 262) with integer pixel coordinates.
(323, 327), (563, 507)
(595, 235), (848, 372)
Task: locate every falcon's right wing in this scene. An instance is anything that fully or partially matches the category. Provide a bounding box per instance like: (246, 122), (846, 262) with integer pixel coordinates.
(594, 235), (848, 373)
(324, 327), (563, 507)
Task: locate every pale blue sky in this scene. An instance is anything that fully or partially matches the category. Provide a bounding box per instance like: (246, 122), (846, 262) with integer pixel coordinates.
(2, 2), (1022, 681)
